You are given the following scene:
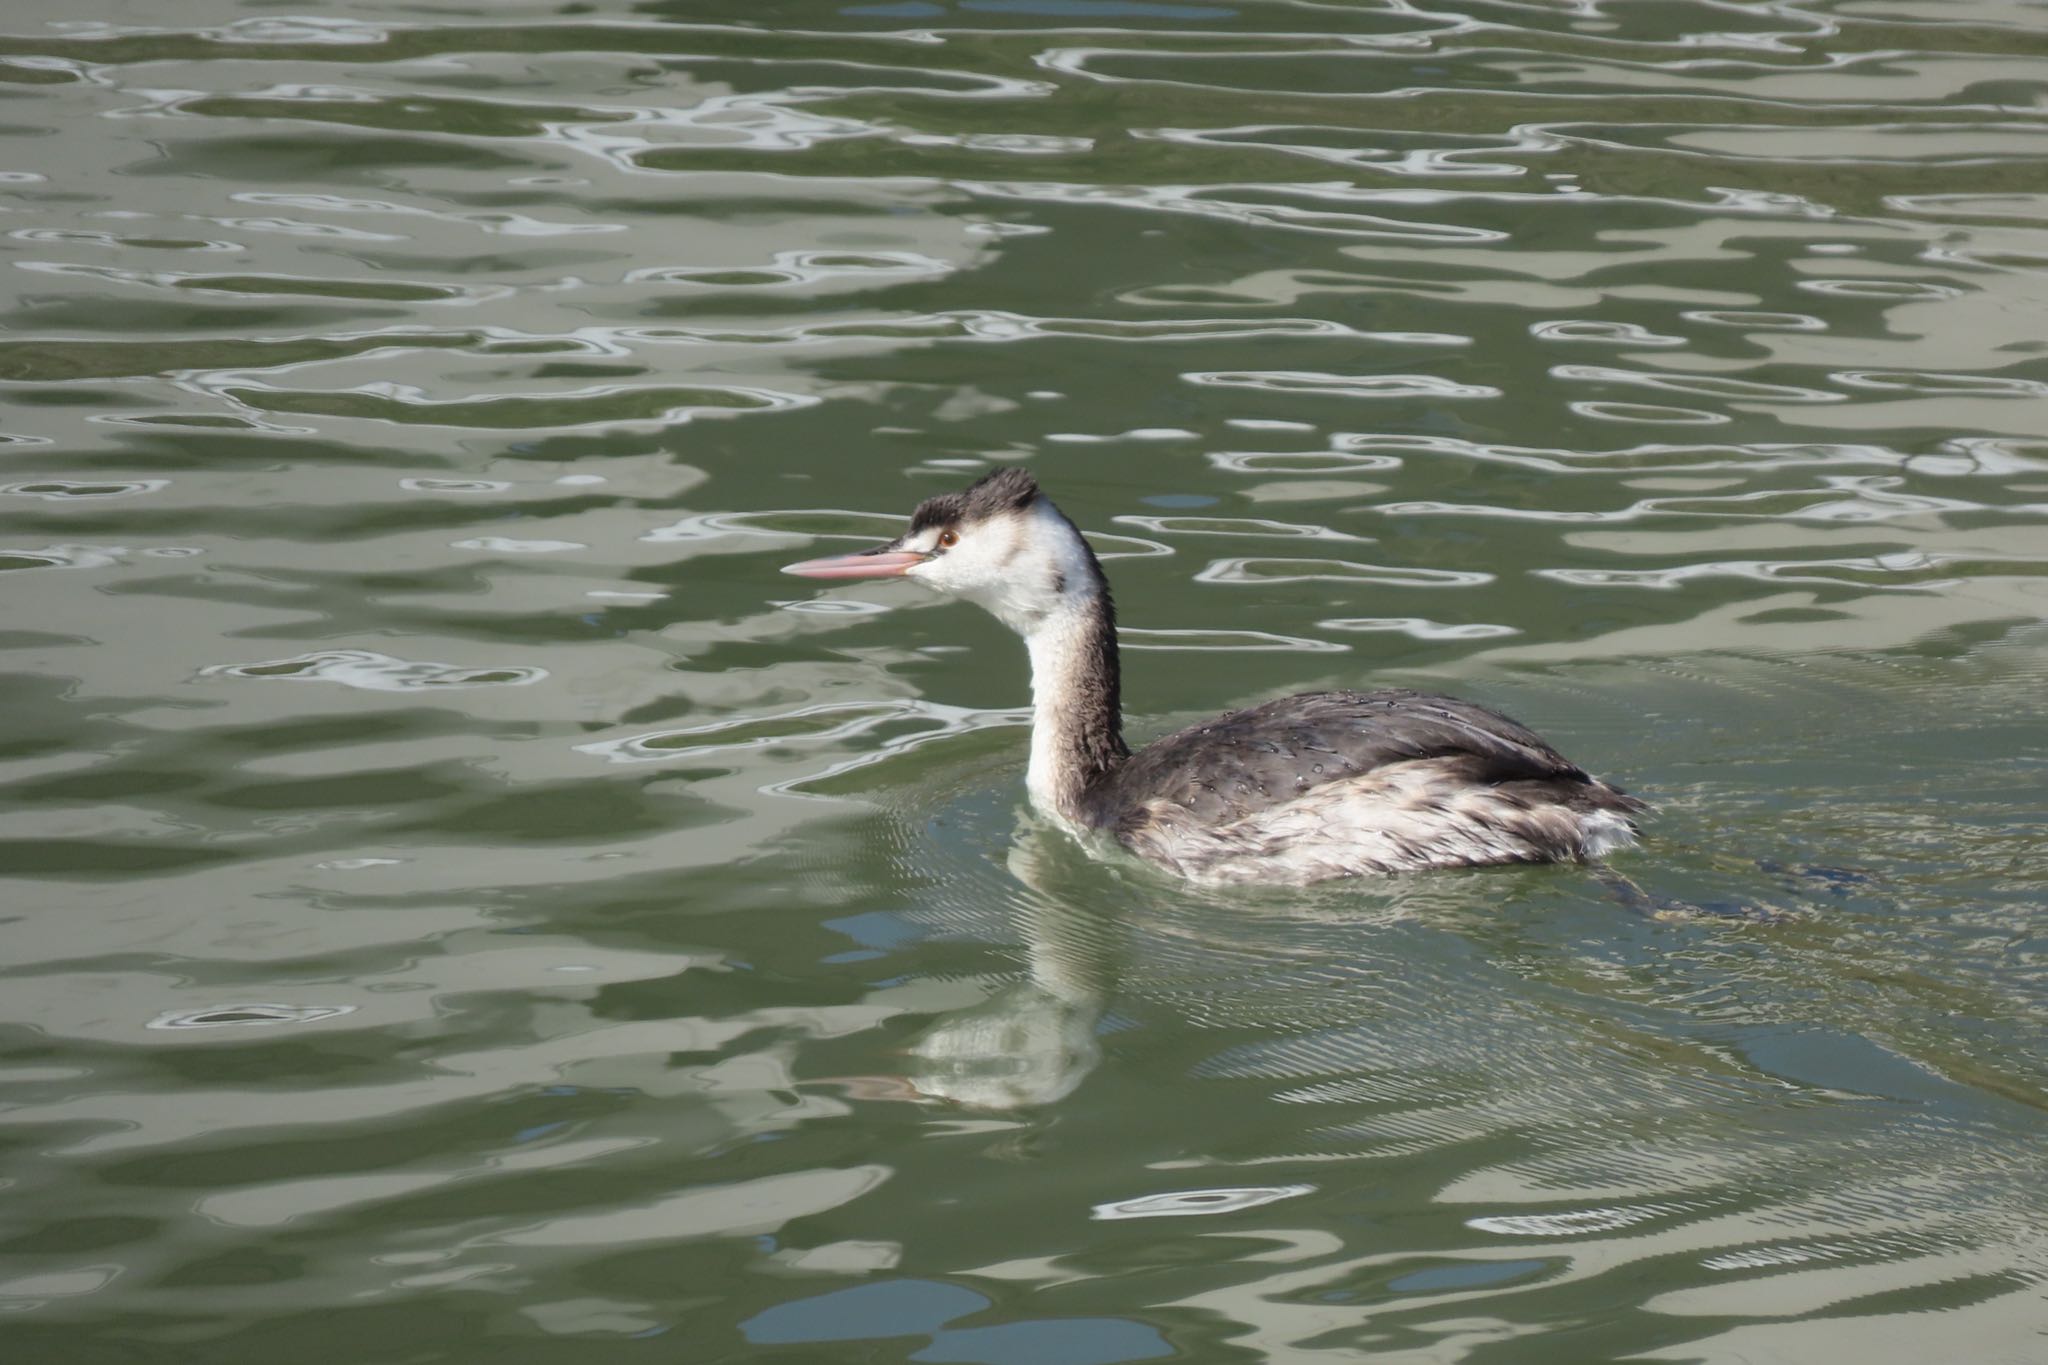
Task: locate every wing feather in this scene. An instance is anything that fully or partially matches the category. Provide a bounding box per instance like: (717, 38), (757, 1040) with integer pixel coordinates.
(1090, 689), (1641, 831)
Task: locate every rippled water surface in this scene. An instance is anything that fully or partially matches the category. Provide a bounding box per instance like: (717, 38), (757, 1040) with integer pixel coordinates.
(4, 1), (2047, 1360)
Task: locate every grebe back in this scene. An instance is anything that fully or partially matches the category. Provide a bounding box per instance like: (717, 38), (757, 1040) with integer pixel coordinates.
(783, 467), (1645, 884)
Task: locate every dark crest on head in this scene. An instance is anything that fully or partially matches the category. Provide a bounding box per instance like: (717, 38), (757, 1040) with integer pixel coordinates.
(909, 465), (1041, 534)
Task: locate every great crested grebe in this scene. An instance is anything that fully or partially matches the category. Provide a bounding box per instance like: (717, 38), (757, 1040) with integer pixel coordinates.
(783, 467), (1646, 884)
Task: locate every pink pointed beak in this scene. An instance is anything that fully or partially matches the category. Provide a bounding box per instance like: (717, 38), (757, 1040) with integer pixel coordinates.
(781, 548), (926, 580)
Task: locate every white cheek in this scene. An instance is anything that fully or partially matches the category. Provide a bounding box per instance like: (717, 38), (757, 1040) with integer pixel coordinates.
(904, 547), (965, 589)
(899, 511), (1086, 633)
(936, 551), (994, 594)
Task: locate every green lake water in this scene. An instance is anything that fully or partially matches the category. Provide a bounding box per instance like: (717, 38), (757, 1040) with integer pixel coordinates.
(2, 1), (2045, 1360)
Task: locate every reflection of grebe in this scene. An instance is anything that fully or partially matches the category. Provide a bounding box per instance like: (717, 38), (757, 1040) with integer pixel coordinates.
(905, 824), (1116, 1110)
(786, 468), (1644, 884)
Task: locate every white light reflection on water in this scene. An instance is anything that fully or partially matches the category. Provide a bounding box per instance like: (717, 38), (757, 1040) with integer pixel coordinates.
(1196, 557), (1492, 588)
(147, 1003), (358, 1030)
(1119, 628), (1347, 653)
(1187, 370), (1502, 400)
(1092, 1185), (1317, 1221)
(203, 649), (549, 690)
(1320, 617), (1518, 641)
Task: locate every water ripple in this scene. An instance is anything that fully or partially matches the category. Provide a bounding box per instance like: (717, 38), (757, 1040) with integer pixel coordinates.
(1536, 554), (1974, 592)
(0, 479), (167, 500)
(1197, 557), (1493, 588)
(5, 5), (2046, 1359)
(148, 1003), (357, 1030)
(1188, 370), (1502, 400)
(203, 649), (548, 690)
(1116, 513), (1369, 542)
(1319, 617), (1518, 641)
(1119, 628), (1347, 653)
(1092, 1185), (1316, 1221)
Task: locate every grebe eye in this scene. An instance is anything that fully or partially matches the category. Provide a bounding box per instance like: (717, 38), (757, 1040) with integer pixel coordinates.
(937, 529), (959, 549)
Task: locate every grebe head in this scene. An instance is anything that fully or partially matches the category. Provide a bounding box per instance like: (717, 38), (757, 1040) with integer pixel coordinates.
(783, 466), (1104, 635)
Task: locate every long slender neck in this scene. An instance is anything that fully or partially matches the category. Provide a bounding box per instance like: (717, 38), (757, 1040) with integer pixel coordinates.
(1023, 593), (1128, 828)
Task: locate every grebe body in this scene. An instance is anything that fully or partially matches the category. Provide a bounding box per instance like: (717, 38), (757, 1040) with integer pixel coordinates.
(784, 468), (1644, 884)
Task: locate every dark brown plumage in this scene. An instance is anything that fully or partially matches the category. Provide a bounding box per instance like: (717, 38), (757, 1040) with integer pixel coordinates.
(909, 465), (1042, 535)
(1095, 689), (1638, 830)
